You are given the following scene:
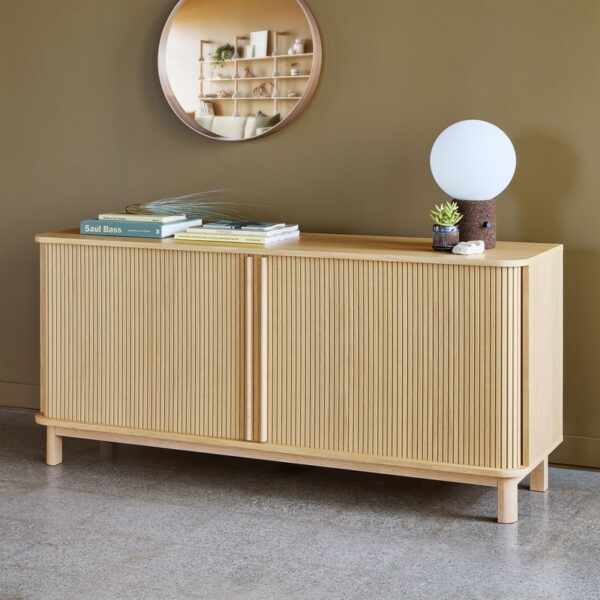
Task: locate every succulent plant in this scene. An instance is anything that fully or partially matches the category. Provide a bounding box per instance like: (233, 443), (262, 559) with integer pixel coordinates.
(430, 201), (463, 227)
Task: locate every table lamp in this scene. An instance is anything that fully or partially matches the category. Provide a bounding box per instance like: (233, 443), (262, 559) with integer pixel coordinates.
(430, 119), (516, 249)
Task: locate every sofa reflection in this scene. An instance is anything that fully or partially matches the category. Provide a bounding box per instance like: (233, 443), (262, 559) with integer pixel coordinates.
(194, 112), (280, 140)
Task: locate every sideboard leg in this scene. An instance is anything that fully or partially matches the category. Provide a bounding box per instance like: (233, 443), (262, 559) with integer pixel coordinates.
(529, 457), (549, 492)
(46, 426), (63, 466)
(497, 478), (519, 524)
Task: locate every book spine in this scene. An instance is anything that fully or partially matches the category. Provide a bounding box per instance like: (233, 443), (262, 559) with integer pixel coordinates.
(175, 231), (299, 244)
(175, 233), (269, 244)
(98, 214), (187, 223)
(81, 220), (164, 238)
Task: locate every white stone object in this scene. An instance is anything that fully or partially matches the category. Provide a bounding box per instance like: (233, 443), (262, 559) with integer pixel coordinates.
(452, 241), (485, 255)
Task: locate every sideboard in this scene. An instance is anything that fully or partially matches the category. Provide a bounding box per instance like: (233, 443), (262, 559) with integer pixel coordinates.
(35, 231), (563, 523)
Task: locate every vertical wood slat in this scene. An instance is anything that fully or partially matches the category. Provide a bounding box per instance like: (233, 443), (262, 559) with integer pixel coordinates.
(245, 257), (254, 441)
(40, 245), (48, 415)
(43, 244), (246, 440)
(259, 257), (268, 443)
(267, 257), (522, 469)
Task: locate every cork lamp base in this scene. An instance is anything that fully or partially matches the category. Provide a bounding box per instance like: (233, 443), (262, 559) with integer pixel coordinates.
(455, 199), (497, 249)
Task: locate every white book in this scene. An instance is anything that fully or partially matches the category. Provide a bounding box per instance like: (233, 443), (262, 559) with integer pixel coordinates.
(186, 224), (298, 237)
(99, 212), (187, 224)
(159, 218), (204, 238)
(242, 222), (286, 231)
(203, 221), (286, 231)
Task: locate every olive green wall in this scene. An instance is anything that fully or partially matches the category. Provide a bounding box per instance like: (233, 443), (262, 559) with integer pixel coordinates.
(1, 0), (599, 467)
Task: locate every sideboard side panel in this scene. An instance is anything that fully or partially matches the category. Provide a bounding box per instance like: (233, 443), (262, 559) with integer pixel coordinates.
(41, 243), (246, 440)
(522, 247), (564, 465)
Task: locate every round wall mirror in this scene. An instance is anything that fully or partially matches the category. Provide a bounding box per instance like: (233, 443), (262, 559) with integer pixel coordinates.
(158, 0), (322, 142)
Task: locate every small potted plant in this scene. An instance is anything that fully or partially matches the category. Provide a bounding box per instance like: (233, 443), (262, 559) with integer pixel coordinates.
(290, 63), (300, 76)
(211, 43), (235, 68)
(430, 201), (462, 251)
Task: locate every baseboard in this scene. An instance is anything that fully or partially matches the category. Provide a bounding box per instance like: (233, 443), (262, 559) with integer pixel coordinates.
(0, 381), (40, 410)
(550, 435), (600, 469)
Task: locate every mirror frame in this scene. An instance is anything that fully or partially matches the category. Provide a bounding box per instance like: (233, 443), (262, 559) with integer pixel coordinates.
(157, 0), (322, 142)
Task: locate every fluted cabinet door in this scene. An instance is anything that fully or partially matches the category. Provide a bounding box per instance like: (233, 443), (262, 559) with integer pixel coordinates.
(41, 244), (246, 440)
(266, 257), (522, 469)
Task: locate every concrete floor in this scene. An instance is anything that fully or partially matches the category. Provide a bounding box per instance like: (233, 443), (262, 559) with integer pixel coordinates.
(1, 409), (599, 600)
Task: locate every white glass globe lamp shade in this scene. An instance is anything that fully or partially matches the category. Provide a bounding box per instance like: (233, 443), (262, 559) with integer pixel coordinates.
(430, 119), (516, 201)
(429, 120), (516, 249)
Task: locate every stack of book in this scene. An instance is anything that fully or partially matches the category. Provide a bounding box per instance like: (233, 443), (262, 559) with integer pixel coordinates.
(80, 212), (203, 239)
(175, 221), (300, 246)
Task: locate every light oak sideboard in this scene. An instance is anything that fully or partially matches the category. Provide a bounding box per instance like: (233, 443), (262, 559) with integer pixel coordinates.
(35, 231), (563, 523)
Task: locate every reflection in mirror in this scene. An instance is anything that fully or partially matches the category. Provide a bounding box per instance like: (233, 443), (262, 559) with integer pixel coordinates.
(158, 0), (322, 141)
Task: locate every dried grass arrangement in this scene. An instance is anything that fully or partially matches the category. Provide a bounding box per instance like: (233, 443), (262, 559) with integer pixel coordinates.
(126, 190), (258, 222)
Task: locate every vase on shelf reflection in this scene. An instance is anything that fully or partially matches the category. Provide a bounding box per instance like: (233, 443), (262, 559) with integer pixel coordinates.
(293, 39), (305, 54)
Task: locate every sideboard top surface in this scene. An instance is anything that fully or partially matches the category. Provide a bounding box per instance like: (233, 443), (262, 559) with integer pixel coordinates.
(35, 230), (562, 267)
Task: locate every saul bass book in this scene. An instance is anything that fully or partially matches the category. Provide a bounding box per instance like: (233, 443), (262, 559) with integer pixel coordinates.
(80, 218), (203, 239)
